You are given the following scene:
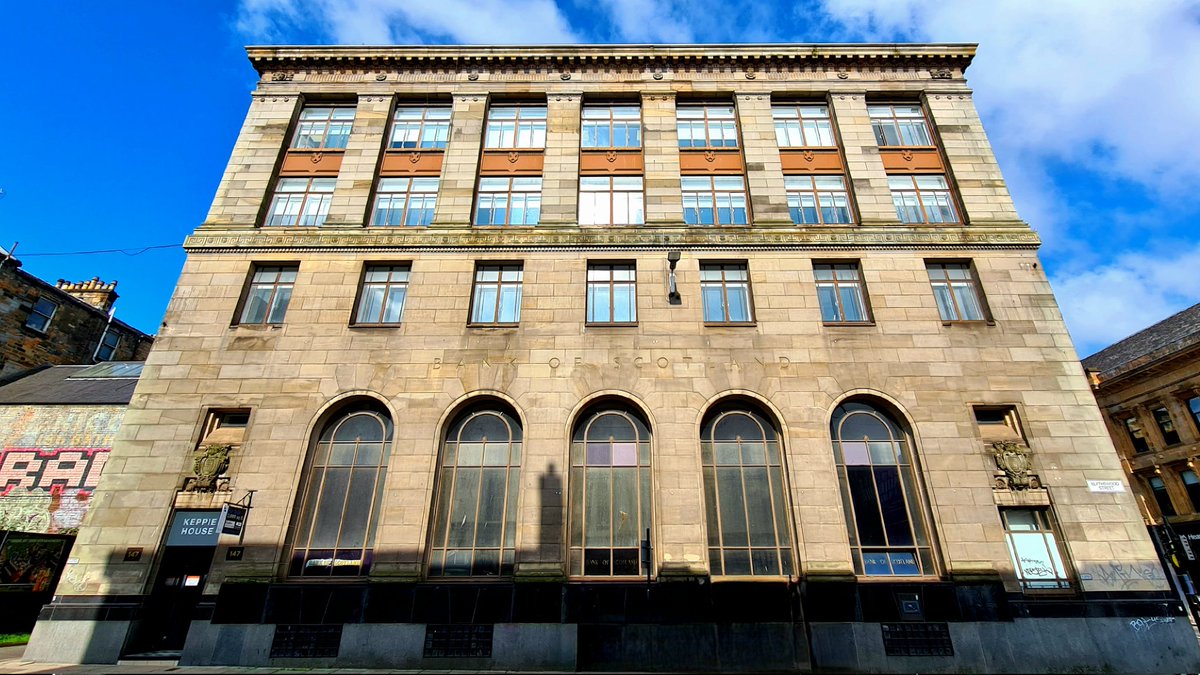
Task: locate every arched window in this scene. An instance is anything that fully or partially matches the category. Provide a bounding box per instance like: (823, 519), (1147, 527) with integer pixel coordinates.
(569, 404), (652, 576)
(831, 399), (934, 577)
(701, 405), (793, 576)
(428, 405), (522, 577)
(289, 402), (392, 576)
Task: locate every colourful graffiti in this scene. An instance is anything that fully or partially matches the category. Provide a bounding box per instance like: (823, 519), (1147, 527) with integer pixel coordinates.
(0, 448), (109, 535)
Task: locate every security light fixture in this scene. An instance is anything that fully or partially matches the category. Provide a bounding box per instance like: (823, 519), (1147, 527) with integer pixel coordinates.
(667, 251), (681, 304)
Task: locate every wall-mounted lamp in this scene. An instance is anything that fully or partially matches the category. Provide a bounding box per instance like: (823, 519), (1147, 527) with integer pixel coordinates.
(667, 251), (681, 305)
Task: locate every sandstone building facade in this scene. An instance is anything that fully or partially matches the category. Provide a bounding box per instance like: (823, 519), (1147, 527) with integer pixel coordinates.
(26, 44), (1200, 672)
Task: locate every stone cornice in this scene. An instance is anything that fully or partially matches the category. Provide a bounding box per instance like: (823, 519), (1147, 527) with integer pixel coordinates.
(185, 226), (1038, 253)
(247, 43), (976, 76)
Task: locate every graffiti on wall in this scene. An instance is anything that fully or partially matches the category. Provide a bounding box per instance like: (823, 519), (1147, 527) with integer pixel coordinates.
(0, 448), (109, 534)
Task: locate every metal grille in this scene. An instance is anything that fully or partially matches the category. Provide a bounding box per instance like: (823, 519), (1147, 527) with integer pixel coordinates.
(270, 624), (342, 658)
(881, 622), (953, 657)
(423, 624), (494, 658)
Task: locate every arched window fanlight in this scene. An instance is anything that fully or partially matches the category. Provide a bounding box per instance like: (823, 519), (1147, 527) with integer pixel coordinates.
(831, 399), (935, 577)
(289, 403), (393, 576)
(428, 405), (522, 577)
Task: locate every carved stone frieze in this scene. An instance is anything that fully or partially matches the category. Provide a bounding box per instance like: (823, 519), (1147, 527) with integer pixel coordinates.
(993, 441), (1039, 491)
(185, 227), (1041, 253)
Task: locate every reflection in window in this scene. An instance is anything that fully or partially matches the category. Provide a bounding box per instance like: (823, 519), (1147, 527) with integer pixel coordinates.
(476, 177), (542, 226)
(485, 105), (547, 149)
(582, 106), (641, 148)
(1001, 508), (1072, 591)
(701, 406), (793, 576)
(25, 297), (58, 332)
(372, 178), (438, 227)
(587, 263), (637, 324)
(1190, 397), (1200, 434)
(814, 262), (870, 323)
(579, 176), (644, 226)
(470, 264), (523, 325)
(926, 262), (987, 322)
(390, 106), (451, 149)
(96, 327), (121, 361)
(569, 405), (652, 576)
(355, 265), (410, 325)
(1149, 476), (1176, 517)
(677, 105), (738, 148)
(785, 175), (852, 225)
(700, 263), (753, 324)
(1124, 417), (1151, 454)
(831, 399), (935, 577)
(682, 176), (748, 226)
(1183, 470), (1200, 512)
(289, 403), (392, 576)
(889, 175), (958, 224)
(239, 265), (297, 325)
(868, 104), (931, 147)
(429, 406), (522, 577)
(773, 105), (835, 147)
(1153, 407), (1181, 446)
(265, 178), (336, 227)
(293, 107), (355, 149)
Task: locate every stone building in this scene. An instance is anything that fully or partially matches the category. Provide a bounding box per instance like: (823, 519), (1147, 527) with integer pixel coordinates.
(0, 251), (154, 376)
(25, 44), (1200, 672)
(1084, 303), (1200, 602)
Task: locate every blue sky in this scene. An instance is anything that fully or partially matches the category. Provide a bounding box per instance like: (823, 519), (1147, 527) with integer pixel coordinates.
(4, 1), (1199, 356)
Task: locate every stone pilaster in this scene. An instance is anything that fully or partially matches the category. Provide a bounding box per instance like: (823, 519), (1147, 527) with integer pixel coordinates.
(539, 93), (582, 226)
(829, 93), (897, 226)
(202, 94), (300, 228)
(735, 93), (791, 226)
(324, 94), (392, 228)
(641, 92), (685, 226)
(926, 92), (1023, 226)
(431, 93), (488, 228)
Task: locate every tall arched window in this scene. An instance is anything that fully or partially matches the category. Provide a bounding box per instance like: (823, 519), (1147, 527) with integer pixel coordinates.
(701, 404), (793, 576)
(289, 402), (392, 576)
(831, 399), (935, 577)
(569, 404), (652, 576)
(428, 405), (522, 577)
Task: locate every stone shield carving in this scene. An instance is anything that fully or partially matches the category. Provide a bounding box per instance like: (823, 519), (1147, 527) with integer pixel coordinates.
(190, 444), (232, 492)
(993, 440), (1034, 490)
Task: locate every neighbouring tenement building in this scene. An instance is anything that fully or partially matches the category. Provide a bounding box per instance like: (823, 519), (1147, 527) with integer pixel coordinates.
(1083, 304), (1200, 606)
(26, 44), (1200, 672)
(0, 362), (143, 632)
(0, 250), (154, 376)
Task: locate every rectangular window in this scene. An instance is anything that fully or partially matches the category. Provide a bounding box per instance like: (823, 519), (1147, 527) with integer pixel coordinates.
(389, 106), (451, 149)
(1182, 470), (1200, 512)
(869, 104), (932, 147)
(475, 177), (542, 226)
(1190, 396), (1200, 434)
(200, 409), (251, 446)
(587, 263), (637, 324)
(1124, 417), (1151, 453)
(927, 262), (988, 322)
(579, 176), (644, 226)
(677, 105), (738, 148)
(95, 327), (121, 361)
(292, 107), (355, 149)
(265, 177), (335, 227)
(582, 105), (641, 148)
(355, 265), (411, 325)
(1001, 508), (1073, 591)
(773, 104), (835, 147)
(1153, 407), (1181, 446)
(238, 265), (297, 325)
(470, 264), (523, 325)
(682, 176), (748, 226)
(25, 297), (58, 332)
(372, 177), (438, 226)
(484, 105), (547, 149)
(1149, 476), (1176, 517)
(889, 175), (959, 224)
(974, 406), (1024, 443)
(700, 263), (753, 324)
(814, 262), (871, 324)
(786, 176), (852, 225)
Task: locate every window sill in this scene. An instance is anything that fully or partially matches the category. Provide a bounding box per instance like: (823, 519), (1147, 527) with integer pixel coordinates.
(230, 323), (285, 330)
(586, 322), (638, 328)
(385, 147), (445, 153)
(467, 323), (520, 329)
(941, 319), (996, 327)
(704, 322), (757, 328)
(22, 324), (50, 336)
(349, 323), (403, 329)
(679, 146), (741, 151)
(287, 147), (347, 154)
(823, 321), (875, 327)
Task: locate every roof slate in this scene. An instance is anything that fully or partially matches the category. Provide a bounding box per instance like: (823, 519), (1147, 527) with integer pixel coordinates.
(1082, 303), (1200, 379)
(0, 365), (141, 405)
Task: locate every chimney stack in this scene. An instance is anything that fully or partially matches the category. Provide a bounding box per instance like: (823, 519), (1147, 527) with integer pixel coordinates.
(56, 277), (119, 312)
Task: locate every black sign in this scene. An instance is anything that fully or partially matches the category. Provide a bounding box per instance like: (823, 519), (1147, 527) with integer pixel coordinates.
(424, 624), (493, 658)
(123, 547), (142, 562)
(220, 504), (248, 537)
(165, 510), (221, 547)
(881, 622), (953, 657)
(226, 546), (244, 561)
(270, 624), (342, 658)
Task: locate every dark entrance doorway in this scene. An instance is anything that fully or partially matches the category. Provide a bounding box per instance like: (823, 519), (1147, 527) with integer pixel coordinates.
(126, 509), (221, 656)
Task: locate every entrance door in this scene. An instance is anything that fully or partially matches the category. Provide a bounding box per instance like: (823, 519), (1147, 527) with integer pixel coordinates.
(128, 545), (215, 654)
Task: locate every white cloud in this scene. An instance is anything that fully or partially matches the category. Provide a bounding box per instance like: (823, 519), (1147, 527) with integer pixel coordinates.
(594, 0), (695, 43)
(237, 0), (581, 44)
(1051, 245), (1200, 356)
(818, 0), (1200, 195)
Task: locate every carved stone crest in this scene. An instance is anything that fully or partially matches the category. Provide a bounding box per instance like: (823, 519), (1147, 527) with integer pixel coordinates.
(189, 444), (232, 492)
(900, 149), (914, 162)
(270, 72), (294, 82)
(704, 151), (716, 163)
(507, 152), (520, 163)
(409, 152), (422, 164)
(930, 68), (953, 79)
(993, 441), (1036, 490)
(606, 150), (617, 163)
(310, 152), (324, 164)
(802, 150), (815, 163)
